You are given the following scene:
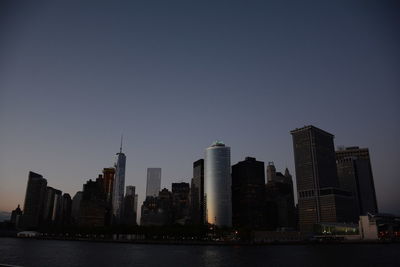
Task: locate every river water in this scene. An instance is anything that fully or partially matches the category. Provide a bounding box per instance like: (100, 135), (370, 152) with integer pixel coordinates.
(0, 238), (399, 266)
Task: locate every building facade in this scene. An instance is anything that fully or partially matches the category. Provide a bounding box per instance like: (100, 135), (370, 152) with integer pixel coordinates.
(21, 171), (47, 229)
(232, 157), (266, 228)
(191, 159), (205, 225)
(79, 176), (107, 227)
(112, 144), (126, 223)
(172, 182), (191, 224)
(265, 163), (296, 229)
(336, 146), (378, 216)
(146, 168), (161, 197)
(290, 126), (355, 233)
(205, 141), (232, 227)
(123, 186), (137, 225)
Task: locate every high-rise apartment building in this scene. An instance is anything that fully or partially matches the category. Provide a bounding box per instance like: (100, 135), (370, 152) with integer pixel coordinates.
(112, 138), (126, 223)
(191, 159), (205, 225)
(146, 168), (161, 197)
(232, 157), (266, 228)
(21, 171), (47, 229)
(336, 146), (378, 216)
(205, 141), (232, 227)
(290, 126), (355, 233)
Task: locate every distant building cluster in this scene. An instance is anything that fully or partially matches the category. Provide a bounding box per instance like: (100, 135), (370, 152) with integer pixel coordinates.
(9, 125), (398, 239)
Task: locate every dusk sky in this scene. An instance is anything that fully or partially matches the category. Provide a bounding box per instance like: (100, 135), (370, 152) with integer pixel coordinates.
(0, 0), (399, 216)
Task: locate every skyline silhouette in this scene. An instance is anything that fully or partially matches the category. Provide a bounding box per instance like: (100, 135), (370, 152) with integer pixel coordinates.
(0, 1), (399, 215)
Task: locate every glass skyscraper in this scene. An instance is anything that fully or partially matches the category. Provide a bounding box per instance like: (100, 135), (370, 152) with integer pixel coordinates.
(205, 141), (232, 227)
(112, 141), (126, 223)
(146, 168), (161, 197)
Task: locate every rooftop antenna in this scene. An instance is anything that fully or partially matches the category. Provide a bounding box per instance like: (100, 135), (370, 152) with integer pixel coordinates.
(120, 134), (123, 153)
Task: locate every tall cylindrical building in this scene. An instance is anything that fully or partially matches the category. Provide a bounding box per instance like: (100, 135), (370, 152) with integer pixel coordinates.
(205, 141), (232, 227)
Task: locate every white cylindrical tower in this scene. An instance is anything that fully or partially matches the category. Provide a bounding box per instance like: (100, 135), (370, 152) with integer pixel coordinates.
(205, 141), (232, 227)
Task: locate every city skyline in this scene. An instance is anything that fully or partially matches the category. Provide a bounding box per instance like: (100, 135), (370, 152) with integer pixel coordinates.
(1, 1), (399, 216)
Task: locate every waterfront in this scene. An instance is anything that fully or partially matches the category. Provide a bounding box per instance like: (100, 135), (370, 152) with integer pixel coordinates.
(0, 238), (399, 267)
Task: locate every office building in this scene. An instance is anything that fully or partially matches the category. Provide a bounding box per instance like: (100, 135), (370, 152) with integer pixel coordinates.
(205, 141), (232, 227)
(191, 159), (205, 225)
(61, 193), (72, 225)
(232, 157), (266, 228)
(79, 176), (107, 227)
(336, 147), (378, 216)
(123, 186), (137, 225)
(265, 163), (296, 229)
(10, 205), (23, 227)
(71, 191), (82, 225)
(42, 186), (56, 224)
(112, 138), (126, 223)
(146, 168), (161, 197)
(290, 126), (355, 233)
(140, 188), (173, 226)
(21, 171), (47, 229)
(51, 189), (63, 224)
(102, 167), (115, 203)
(172, 182), (190, 224)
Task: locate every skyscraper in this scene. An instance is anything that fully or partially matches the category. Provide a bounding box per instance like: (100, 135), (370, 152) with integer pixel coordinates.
(205, 141), (232, 227)
(290, 126), (355, 233)
(146, 168), (161, 197)
(51, 189), (63, 224)
(71, 191), (82, 225)
(336, 146), (378, 215)
(102, 167), (115, 203)
(21, 171), (47, 229)
(42, 186), (56, 224)
(172, 182), (190, 224)
(232, 157), (266, 228)
(61, 193), (72, 225)
(80, 176), (107, 227)
(265, 163), (296, 229)
(191, 159), (205, 225)
(123, 186), (137, 225)
(112, 137), (126, 223)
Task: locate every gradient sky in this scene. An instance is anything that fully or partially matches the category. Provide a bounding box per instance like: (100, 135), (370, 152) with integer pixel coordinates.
(1, 0), (399, 216)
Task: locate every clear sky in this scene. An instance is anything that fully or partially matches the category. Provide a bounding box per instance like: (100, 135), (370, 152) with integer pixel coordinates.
(1, 0), (399, 216)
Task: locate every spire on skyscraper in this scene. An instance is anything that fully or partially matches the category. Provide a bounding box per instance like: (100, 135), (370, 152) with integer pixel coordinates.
(118, 134), (123, 154)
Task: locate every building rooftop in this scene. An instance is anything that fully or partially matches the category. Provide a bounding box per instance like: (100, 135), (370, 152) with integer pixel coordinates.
(210, 141), (225, 147)
(290, 125), (334, 137)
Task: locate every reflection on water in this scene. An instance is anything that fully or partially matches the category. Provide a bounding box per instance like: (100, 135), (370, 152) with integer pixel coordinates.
(0, 238), (399, 267)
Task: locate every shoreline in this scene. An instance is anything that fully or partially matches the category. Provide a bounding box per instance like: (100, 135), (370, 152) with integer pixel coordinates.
(1, 236), (398, 246)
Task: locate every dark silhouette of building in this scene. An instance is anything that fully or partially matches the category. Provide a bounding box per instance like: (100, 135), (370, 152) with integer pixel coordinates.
(61, 193), (72, 225)
(51, 189), (63, 225)
(10, 205), (23, 228)
(123, 186), (137, 225)
(21, 171), (47, 229)
(141, 188), (173, 226)
(42, 186), (56, 225)
(336, 146), (378, 217)
(102, 167), (115, 203)
(71, 191), (82, 225)
(172, 182), (190, 224)
(191, 159), (204, 225)
(232, 157), (267, 229)
(290, 126), (355, 233)
(265, 163), (296, 229)
(79, 175), (107, 227)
